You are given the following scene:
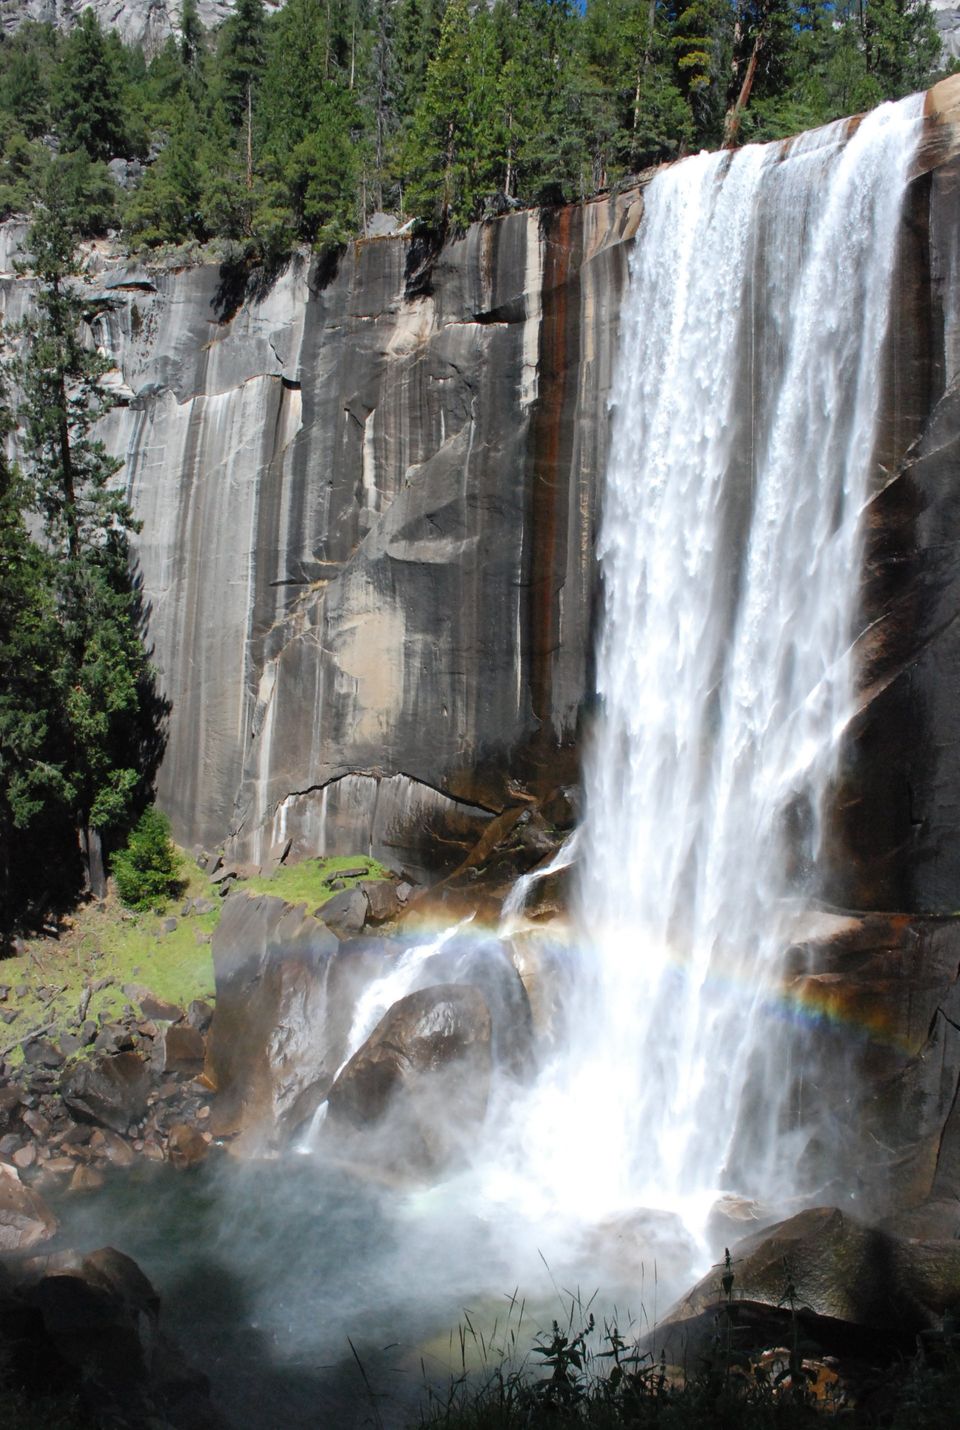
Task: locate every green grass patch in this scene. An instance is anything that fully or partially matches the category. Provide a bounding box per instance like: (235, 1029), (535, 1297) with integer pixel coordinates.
(245, 853), (392, 910)
(0, 855), (218, 1066)
(0, 851), (395, 1066)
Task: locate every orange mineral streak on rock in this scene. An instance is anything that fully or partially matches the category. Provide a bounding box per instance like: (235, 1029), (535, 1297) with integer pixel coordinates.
(917, 73), (960, 174)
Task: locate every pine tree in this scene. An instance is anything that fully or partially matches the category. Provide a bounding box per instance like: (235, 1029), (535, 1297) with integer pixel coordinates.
(859, 0), (941, 99)
(127, 92), (205, 245)
(10, 170), (153, 895)
(404, 0), (500, 228)
(180, 0), (205, 71)
(0, 438), (67, 938)
(56, 8), (129, 162)
(219, 0), (266, 187)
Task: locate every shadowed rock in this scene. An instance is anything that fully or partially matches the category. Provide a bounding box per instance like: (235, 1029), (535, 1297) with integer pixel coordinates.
(60, 1052), (151, 1134)
(672, 1205), (960, 1337)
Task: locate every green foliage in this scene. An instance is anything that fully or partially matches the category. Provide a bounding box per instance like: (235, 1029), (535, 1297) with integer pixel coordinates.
(0, 440), (70, 936)
(55, 8), (130, 162)
(111, 805), (183, 910)
(125, 93), (205, 246)
(417, 1291), (960, 1429)
(2, 169), (165, 913)
(0, 0), (947, 272)
(403, 0), (500, 229)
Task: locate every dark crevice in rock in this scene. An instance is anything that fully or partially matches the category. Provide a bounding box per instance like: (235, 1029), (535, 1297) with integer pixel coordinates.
(258, 771), (503, 824)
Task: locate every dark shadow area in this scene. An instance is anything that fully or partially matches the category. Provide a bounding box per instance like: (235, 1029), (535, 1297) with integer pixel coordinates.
(404, 227), (444, 301)
(211, 250), (296, 325)
(1, 554), (170, 951)
(311, 241), (346, 293)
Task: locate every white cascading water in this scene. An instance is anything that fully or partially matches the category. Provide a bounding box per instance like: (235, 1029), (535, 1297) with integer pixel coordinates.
(486, 96), (924, 1235)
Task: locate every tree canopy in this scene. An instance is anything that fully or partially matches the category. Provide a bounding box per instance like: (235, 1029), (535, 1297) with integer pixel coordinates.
(0, 174), (166, 933)
(0, 0), (947, 253)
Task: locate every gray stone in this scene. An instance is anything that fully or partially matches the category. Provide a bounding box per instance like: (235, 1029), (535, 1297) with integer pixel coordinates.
(159, 1023), (205, 1073)
(185, 999), (214, 1033)
(60, 1052), (151, 1134)
(0, 0), (237, 59)
(670, 1205), (960, 1342)
(360, 879), (400, 925)
(23, 1039), (63, 1068)
(317, 886), (369, 939)
(365, 212), (400, 238)
(138, 993), (184, 1022)
(205, 889), (392, 1141)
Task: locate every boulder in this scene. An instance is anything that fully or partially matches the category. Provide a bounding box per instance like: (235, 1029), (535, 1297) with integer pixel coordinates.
(140, 993), (185, 1021)
(672, 1205), (960, 1339)
(160, 1024), (206, 1074)
(205, 890), (393, 1142)
(416, 934), (534, 1078)
(167, 1122), (208, 1170)
(0, 1084), (22, 1127)
(579, 1208), (701, 1296)
(360, 880), (400, 925)
(317, 887), (369, 938)
(0, 1163), (57, 1252)
(326, 983), (492, 1173)
(22, 1039), (63, 1068)
(69, 1165), (105, 1194)
(60, 1052), (151, 1134)
(186, 1000), (214, 1033)
(8, 1246), (222, 1426)
(93, 1024), (135, 1055)
(89, 1129), (135, 1168)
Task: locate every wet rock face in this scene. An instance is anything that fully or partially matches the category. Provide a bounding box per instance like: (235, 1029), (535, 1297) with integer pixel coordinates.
(0, 1163), (57, 1252)
(325, 982), (493, 1174)
(204, 889), (395, 1141)
(5, 95), (960, 898)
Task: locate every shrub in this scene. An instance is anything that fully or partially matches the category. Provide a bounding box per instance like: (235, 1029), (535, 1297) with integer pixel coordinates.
(111, 805), (182, 910)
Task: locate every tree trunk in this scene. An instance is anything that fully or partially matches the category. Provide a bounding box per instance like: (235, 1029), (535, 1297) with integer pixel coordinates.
(79, 822), (106, 900)
(55, 356), (79, 566)
(246, 82), (254, 191)
(723, 30), (763, 147)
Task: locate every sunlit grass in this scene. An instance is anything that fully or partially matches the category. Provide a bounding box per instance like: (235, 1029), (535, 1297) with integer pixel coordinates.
(245, 853), (392, 910)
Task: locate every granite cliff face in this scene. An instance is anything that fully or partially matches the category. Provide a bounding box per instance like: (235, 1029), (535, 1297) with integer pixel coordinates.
(0, 0), (239, 56)
(24, 192), (641, 879)
(5, 83), (960, 906)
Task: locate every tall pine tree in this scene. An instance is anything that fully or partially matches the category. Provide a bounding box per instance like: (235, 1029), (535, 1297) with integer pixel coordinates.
(11, 171), (155, 895)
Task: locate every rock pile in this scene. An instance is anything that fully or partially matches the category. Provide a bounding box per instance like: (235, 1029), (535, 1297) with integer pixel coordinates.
(0, 996), (216, 1193)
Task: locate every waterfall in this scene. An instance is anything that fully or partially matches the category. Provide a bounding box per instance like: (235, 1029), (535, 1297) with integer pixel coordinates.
(489, 97), (923, 1234)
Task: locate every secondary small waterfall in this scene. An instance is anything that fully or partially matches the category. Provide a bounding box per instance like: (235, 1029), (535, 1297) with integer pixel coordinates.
(491, 96), (924, 1233)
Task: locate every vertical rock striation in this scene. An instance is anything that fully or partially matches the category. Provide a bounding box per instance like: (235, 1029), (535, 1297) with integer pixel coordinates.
(3, 82), (960, 904)
(26, 190), (642, 876)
